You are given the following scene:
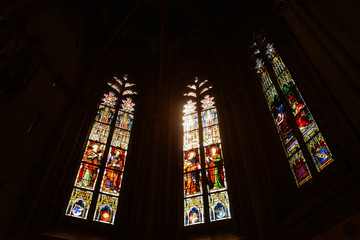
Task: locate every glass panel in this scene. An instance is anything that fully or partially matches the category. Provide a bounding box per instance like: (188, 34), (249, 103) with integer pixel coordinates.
(184, 92), (197, 98)
(208, 191), (231, 222)
(93, 194), (118, 225)
(184, 100), (197, 115)
(107, 147), (126, 171)
(184, 196), (204, 226)
(95, 104), (115, 125)
(101, 92), (118, 108)
(184, 170), (202, 196)
(206, 165), (226, 192)
(66, 188), (93, 219)
(266, 43), (285, 76)
(265, 86), (300, 157)
(203, 125), (221, 146)
(255, 58), (265, 74)
(107, 83), (121, 93)
(288, 151), (312, 187)
(306, 133), (334, 172)
(205, 144), (223, 168)
(111, 128), (130, 149)
(201, 95), (215, 110)
(100, 169), (122, 196)
(183, 113), (199, 132)
(260, 69), (273, 93)
(201, 108), (218, 128)
(121, 98), (135, 113)
(75, 163), (100, 190)
(116, 111), (134, 131)
(295, 108), (318, 140)
(183, 130), (199, 151)
(82, 141), (105, 165)
(89, 122), (111, 144)
(183, 149), (201, 172)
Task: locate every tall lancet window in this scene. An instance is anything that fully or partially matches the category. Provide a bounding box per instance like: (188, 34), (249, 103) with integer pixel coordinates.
(66, 74), (137, 224)
(251, 32), (334, 187)
(183, 77), (231, 226)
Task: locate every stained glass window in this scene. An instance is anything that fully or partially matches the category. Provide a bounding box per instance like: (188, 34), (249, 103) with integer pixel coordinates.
(183, 77), (231, 226)
(251, 32), (334, 187)
(66, 74), (138, 224)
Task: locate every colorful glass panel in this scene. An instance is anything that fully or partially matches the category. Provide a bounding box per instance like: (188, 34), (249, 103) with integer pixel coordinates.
(116, 111), (134, 131)
(125, 83), (135, 87)
(82, 141), (105, 165)
(199, 80), (208, 88)
(306, 133), (334, 172)
(107, 147), (126, 171)
(66, 188), (93, 219)
(264, 85), (300, 157)
(288, 151), (312, 187)
(208, 192), (231, 222)
(201, 108), (218, 128)
(114, 76), (123, 86)
(75, 163), (100, 190)
(123, 90), (137, 95)
(100, 169), (122, 196)
(260, 69), (273, 92)
(184, 100), (197, 115)
(93, 194), (118, 225)
(184, 196), (204, 226)
(184, 149), (202, 196)
(201, 95), (215, 110)
(107, 83), (121, 93)
(183, 130), (200, 151)
(183, 113), (199, 132)
(205, 144), (226, 192)
(203, 125), (221, 146)
(200, 86), (212, 95)
(121, 98), (135, 113)
(95, 104), (115, 125)
(102, 92), (117, 108)
(111, 128), (130, 149)
(255, 58), (265, 74)
(187, 84), (196, 90)
(184, 92), (197, 98)
(89, 122), (111, 144)
(266, 43), (285, 76)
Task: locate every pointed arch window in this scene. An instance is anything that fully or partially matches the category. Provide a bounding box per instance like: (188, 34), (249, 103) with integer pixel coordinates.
(65, 74), (137, 224)
(183, 77), (231, 226)
(251, 32), (334, 187)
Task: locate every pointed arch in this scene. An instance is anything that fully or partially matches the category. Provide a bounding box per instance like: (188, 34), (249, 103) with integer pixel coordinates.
(182, 77), (231, 226)
(66, 74), (138, 224)
(251, 32), (334, 187)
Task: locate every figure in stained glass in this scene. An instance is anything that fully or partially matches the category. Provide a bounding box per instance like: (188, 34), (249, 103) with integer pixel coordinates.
(116, 111), (133, 131)
(271, 95), (294, 144)
(76, 163), (99, 189)
(202, 108), (218, 127)
(83, 142), (104, 165)
(95, 105), (115, 125)
(107, 147), (126, 171)
(206, 145), (224, 189)
(89, 123), (110, 143)
(101, 169), (122, 194)
(184, 150), (201, 195)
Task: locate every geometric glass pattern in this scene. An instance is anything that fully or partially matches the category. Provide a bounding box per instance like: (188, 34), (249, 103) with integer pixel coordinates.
(252, 34), (334, 187)
(66, 74), (137, 224)
(183, 77), (231, 226)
